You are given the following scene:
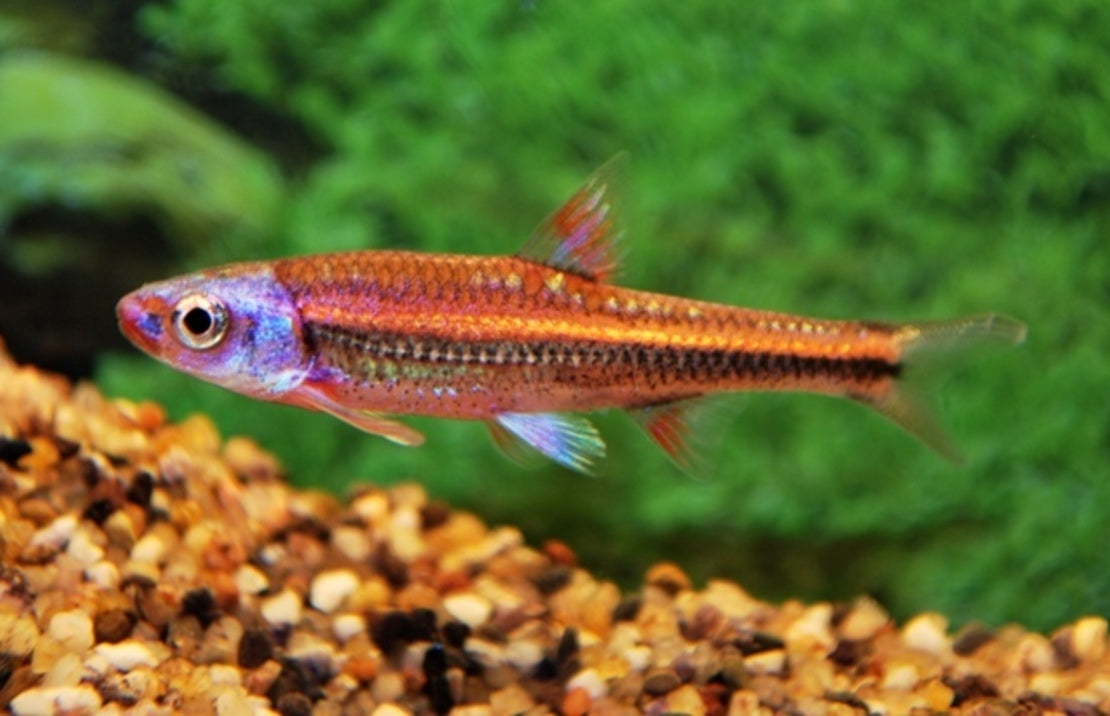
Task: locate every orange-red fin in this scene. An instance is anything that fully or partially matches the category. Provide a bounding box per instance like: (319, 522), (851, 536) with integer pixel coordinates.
(489, 412), (606, 475)
(517, 155), (625, 282)
(859, 313), (1027, 464)
(631, 396), (726, 477)
(288, 385), (425, 446)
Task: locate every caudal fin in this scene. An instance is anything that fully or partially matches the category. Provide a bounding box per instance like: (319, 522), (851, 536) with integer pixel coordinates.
(858, 313), (1026, 464)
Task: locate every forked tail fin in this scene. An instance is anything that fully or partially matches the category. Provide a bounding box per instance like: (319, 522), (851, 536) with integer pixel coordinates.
(858, 314), (1026, 464)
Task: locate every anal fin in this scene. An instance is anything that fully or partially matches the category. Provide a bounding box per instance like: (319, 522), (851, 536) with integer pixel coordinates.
(489, 412), (605, 474)
(631, 395), (727, 477)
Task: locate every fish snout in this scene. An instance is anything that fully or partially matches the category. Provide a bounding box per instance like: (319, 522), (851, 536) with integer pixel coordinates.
(116, 292), (165, 353)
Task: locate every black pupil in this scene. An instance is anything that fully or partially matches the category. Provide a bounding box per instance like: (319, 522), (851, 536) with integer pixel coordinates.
(182, 307), (213, 336)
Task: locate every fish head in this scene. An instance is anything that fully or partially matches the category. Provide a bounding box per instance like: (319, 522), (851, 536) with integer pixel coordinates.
(117, 264), (312, 399)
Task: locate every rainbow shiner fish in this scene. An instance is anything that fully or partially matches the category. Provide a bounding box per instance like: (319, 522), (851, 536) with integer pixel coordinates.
(117, 161), (1025, 473)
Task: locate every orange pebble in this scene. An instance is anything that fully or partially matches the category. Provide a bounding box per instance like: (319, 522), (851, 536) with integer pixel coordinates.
(562, 687), (591, 716)
(134, 402), (166, 432)
(544, 539), (578, 566)
(344, 656), (379, 682)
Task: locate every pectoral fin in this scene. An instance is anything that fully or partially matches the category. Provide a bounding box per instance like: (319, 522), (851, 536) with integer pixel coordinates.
(489, 412), (606, 474)
(286, 385), (425, 446)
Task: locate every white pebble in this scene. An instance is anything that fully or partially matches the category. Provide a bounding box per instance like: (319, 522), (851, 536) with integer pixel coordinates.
(309, 569), (360, 613)
(130, 533), (168, 564)
(10, 684), (102, 715)
(30, 514), (77, 550)
(43, 653), (83, 687)
(215, 689), (252, 716)
(744, 649), (788, 676)
(785, 603), (835, 650)
(47, 610), (94, 653)
(84, 561), (119, 590)
(624, 645), (653, 672)
(352, 492), (390, 525)
(332, 525), (371, 562)
(261, 588), (303, 627)
(504, 639), (543, 670)
(209, 664), (242, 687)
(370, 703), (412, 716)
(565, 668), (607, 700)
(66, 528), (104, 566)
(902, 613), (950, 656)
(881, 662), (920, 691)
(234, 565), (269, 595)
(443, 592), (493, 628)
(333, 613), (366, 643)
(94, 640), (159, 671)
(1072, 616), (1108, 662)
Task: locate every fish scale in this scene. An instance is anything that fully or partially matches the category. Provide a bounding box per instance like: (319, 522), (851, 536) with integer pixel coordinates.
(117, 158), (1025, 473)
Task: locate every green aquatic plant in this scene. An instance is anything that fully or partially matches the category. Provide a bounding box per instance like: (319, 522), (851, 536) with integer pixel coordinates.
(0, 52), (283, 257)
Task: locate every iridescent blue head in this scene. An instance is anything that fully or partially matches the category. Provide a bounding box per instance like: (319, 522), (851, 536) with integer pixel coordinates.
(116, 264), (312, 398)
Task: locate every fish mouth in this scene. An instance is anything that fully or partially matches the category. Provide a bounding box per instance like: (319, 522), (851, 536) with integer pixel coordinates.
(116, 292), (164, 354)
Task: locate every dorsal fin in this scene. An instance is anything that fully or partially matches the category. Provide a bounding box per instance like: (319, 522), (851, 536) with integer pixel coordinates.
(517, 155), (625, 282)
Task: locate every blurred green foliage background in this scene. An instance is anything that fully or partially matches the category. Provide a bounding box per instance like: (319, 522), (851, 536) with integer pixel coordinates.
(1, 2), (1106, 631)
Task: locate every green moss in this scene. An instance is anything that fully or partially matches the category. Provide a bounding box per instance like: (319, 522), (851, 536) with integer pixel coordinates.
(12, 0), (1106, 630)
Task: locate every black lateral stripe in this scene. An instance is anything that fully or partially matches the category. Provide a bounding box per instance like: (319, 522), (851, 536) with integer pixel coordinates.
(307, 324), (900, 380)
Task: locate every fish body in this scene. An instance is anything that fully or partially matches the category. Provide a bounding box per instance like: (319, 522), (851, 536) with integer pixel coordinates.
(117, 161), (1025, 472)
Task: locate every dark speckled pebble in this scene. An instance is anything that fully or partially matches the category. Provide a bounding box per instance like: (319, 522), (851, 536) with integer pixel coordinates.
(442, 620), (471, 649)
(239, 627), (274, 669)
(82, 498), (116, 525)
(952, 622), (995, 656)
(371, 609), (437, 655)
(533, 565), (573, 595)
(826, 690), (871, 711)
(946, 674), (1000, 705)
(275, 692), (312, 716)
(423, 643), (453, 715)
(419, 501), (451, 530)
(735, 630), (785, 655)
(0, 651), (14, 691)
(268, 659), (323, 705)
(0, 438), (32, 467)
(828, 639), (869, 667)
(612, 595), (642, 622)
(182, 587), (220, 627)
(642, 667), (682, 695)
(125, 471), (154, 506)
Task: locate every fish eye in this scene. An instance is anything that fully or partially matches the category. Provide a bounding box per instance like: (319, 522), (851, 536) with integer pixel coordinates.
(171, 294), (229, 350)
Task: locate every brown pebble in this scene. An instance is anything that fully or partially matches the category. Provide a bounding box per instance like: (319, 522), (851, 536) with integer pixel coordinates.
(645, 562), (691, 595)
(94, 608), (136, 643)
(18, 497), (58, 526)
(952, 622), (995, 656)
(643, 666), (683, 695)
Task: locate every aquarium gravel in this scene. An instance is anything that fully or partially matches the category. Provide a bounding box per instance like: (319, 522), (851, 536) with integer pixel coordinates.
(0, 342), (1107, 715)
